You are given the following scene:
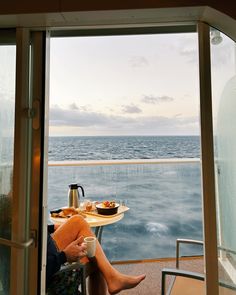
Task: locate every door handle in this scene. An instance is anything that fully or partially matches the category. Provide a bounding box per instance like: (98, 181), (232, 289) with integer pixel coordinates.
(0, 237), (34, 249)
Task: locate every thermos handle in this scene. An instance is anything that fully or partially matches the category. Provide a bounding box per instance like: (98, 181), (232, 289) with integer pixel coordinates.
(77, 185), (85, 197)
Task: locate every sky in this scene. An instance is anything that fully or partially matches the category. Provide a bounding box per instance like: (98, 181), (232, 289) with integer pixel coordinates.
(0, 30), (234, 138)
(49, 33), (200, 136)
(49, 32), (235, 136)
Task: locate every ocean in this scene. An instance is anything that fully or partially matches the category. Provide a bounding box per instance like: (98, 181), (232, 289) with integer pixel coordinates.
(48, 136), (203, 261)
(48, 135), (200, 161)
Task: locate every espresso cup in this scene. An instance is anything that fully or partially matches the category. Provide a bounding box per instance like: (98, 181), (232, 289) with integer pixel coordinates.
(84, 236), (96, 257)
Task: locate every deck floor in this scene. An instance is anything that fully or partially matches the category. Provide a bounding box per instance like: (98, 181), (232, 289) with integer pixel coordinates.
(109, 256), (204, 295)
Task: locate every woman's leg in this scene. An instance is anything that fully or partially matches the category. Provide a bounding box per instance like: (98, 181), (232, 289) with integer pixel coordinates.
(52, 215), (145, 295)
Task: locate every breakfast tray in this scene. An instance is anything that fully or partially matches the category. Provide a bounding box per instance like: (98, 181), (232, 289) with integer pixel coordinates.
(84, 206), (130, 218)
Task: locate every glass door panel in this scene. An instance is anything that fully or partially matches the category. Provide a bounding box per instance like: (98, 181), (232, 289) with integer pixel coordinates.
(0, 28), (41, 295)
(210, 27), (236, 293)
(0, 31), (16, 295)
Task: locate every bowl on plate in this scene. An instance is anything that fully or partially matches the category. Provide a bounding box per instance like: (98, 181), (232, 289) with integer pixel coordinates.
(96, 202), (119, 215)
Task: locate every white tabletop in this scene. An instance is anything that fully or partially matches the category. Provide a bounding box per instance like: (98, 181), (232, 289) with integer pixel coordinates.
(50, 212), (124, 228)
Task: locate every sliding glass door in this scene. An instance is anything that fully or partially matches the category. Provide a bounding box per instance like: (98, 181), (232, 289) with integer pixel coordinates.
(0, 29), (47, 295)
(210, 27), (236, 293)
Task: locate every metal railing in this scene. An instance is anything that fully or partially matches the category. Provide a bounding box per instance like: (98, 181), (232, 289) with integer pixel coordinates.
(48, 158), (200, 167)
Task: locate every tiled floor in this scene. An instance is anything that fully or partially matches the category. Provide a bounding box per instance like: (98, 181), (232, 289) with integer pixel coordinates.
(109, 256), (204, 295)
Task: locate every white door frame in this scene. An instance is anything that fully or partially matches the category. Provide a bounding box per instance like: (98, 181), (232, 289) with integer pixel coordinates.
(198, 21), (219, 295)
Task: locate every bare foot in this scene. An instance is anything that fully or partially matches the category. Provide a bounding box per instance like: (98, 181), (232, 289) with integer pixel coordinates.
(108, 273), (146, 295)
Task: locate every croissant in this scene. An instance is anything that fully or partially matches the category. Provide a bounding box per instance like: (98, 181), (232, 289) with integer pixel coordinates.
(62, 207), (77, 216)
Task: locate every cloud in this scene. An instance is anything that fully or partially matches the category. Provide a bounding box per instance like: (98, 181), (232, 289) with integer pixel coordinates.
(141, 95), (174, 104)
(172, 35), (198, 63)
(69, 103), (79, 110)
(179, 45), (197, 63)
(174, 113), (182, 117)
(80, 105), (92, 112)
(49, 105), (199, 135)
(136, 115), (197, 128)
(50, 106), (104, 127)
(129, 56), (149, 68)
(50, 106), (133, 128)
(121, 104), (142, 114)
(68, 103), (93, 112)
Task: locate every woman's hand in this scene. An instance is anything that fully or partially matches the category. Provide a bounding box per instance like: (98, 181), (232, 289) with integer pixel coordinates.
(63, 236), (87, 263)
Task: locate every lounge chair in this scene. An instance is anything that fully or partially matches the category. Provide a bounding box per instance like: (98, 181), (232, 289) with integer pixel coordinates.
(161, 238), (236, 294)
(161, 238), (204, 295)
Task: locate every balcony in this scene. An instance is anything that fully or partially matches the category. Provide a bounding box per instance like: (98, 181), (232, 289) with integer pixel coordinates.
(48, 159), (204, 294)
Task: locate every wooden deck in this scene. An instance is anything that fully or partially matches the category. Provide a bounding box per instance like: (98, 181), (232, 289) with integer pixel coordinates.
(109, 256), (204, 295)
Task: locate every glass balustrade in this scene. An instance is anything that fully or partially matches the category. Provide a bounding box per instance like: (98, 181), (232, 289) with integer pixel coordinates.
(48, 160), (203, 262)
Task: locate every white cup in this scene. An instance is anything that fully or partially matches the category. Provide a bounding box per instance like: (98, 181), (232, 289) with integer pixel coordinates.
(84, 236), (96, 257)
